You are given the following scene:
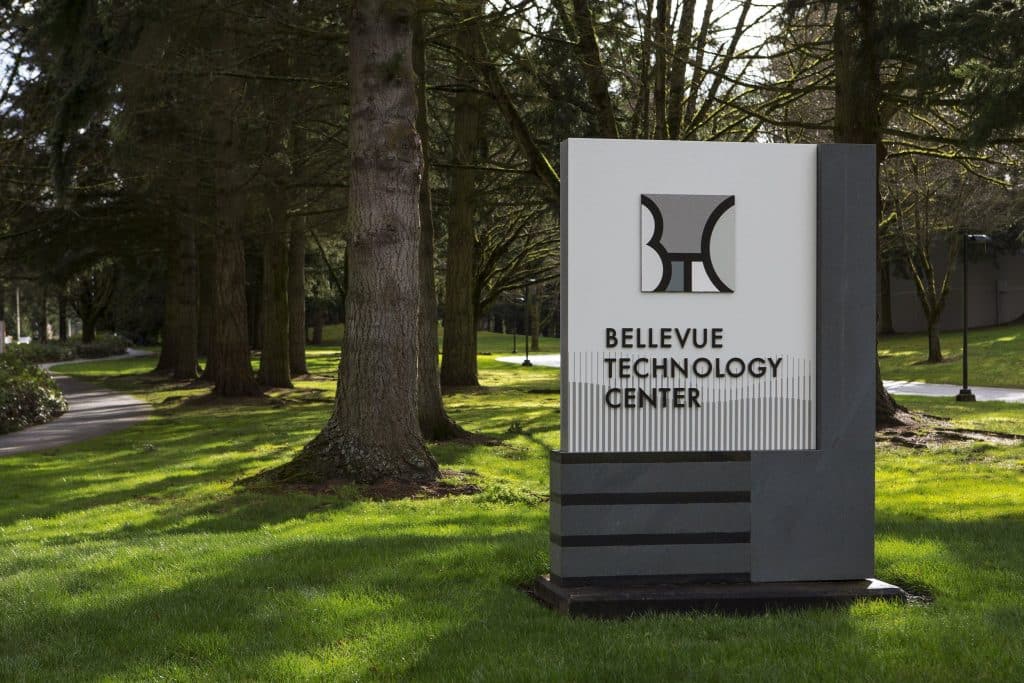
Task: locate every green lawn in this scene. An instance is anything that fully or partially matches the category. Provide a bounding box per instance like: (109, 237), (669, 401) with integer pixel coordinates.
(2, 355), (1024, 680)
(879, 320), (1024, 388)
(317, 324), (561, 355)
(324, 321), (1024, 388)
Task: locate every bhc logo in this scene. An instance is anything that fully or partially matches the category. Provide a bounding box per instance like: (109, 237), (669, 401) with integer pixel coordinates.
(640, 194), (735, 293)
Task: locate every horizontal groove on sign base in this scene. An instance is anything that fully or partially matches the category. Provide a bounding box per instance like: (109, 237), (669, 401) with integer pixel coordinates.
(550, 449), (754, 581)
(552, 450), (751, 464)
(551, 501), (750, 536)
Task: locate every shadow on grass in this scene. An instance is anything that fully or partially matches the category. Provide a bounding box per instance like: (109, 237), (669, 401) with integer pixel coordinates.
(13, 508), (1024, 679)
(2, 519), (548, 679)
(0, 398), (331, 528)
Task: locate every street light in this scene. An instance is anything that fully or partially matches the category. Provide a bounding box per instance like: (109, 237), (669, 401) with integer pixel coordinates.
(523, 279), (537, 367)
(956, 232), (992, 402)
(511, 296), (525, 354)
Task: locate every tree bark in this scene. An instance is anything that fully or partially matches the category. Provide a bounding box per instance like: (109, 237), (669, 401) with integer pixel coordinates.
(36, 288), (48, 342)
(57, 291), (68, 342)
(204, 34), (262, 398)
(281, 0), (437, 484)
(288, 216), (308, 375)
(652, 0), (668, 138)
(440, 16), (483, 389)
(311, 305), (324, 345)
(413, 9), (467, 440)
(258, 183), (293, 388)
(156, 220), (199, 379)
(878, 256), (894, 334)
(874, 360), (899, 425)
(198, 244), (217, 378)
(926, 319), (942, 362)
(666, 0), (698, 139)
(209, 223), (261, 396)
(570, 0), (619, 138)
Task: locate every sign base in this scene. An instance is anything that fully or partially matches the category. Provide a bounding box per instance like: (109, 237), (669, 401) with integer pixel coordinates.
(534, 575), (907, 617)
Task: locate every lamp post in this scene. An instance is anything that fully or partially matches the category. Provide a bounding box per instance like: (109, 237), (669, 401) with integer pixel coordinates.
(523, 279), (537, 367)
(511, 295), (525, 354)
(956, 232), (992, 402)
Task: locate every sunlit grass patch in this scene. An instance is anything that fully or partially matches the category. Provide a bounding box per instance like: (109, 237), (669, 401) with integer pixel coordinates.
(3, 350), (1024, 680)
(879, 321), (1024, 387)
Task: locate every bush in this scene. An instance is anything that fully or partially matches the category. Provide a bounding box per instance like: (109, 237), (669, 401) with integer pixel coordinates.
(0, 355), (67, 434)
(5, 336), (129, 363)
(74, 336), (128, 358)
(6, 343), (75, 364)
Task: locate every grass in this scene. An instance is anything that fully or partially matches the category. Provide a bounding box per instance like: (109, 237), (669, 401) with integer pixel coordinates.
(324, 321), (1024, 389)
(317, 324), (561, 355)
(1, 353), (1023, 680)
(879, 320), (1024, 388)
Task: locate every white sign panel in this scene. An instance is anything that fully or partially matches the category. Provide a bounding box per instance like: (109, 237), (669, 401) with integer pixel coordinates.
(562, 139), (817, 453)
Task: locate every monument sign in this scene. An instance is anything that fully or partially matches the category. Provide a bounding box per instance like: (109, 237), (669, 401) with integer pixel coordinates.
(538, 139), (906, 614)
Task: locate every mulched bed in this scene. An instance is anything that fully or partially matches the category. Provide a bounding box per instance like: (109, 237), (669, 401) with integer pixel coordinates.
(876, 411), (1023, 449)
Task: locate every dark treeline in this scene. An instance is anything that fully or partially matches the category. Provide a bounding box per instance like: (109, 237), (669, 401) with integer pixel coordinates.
(2, 0), (1024, 481)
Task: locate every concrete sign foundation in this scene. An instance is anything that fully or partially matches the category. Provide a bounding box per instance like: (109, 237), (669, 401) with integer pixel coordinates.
(537, 140), (906, 614)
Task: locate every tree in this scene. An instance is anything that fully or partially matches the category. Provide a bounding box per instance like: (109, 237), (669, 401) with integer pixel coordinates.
(882, 152), (1020, 361)
(827, 0), (904, 423)
(414, 8), (467, 439)
(154, 218), (199, 379)
(440, 5), (485, 389)
(883, 156), (962, 362)
(69, 261), (116, 343)
(277, 0), (438, 483)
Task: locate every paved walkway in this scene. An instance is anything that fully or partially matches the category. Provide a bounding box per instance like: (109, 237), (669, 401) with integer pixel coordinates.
(496, 354), (1024, 403)
(0, 349), (154, 456)
(881, 379), (1024, 403)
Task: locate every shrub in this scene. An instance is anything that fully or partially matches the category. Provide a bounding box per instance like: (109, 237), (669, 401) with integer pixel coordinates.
(74, 336), (128, 358)
(0, 355), (67, 434)
(4, 336), (129, 363)
(6, 343), (75, 364)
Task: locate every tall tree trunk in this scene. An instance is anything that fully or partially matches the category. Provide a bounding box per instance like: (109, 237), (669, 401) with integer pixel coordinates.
(652, 0), (668, 138)
(156, 239), (181, 373)
(279, 0), (437, 483)
(209, 222), (261, 396)
(36, 288), (48, 342)
(570, 0), (619, 138)
(258, 188), (293, 388)
(414, 8), (467, 440)
(666, 0), (697, 139)
(173, 221), (200, 379)
(926, 318), (942, 363)
(198, 244), (217, 377)
(440, 18), (483, 389)
(57, 291), (68, 341)
(311, 306), (324, 345)
(833, 0), (899, 424)
(205, 48), (261, 397)
(156, 222), (199, 379)
(288, 216), (308, 375)
(878, 256), (894, 334)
